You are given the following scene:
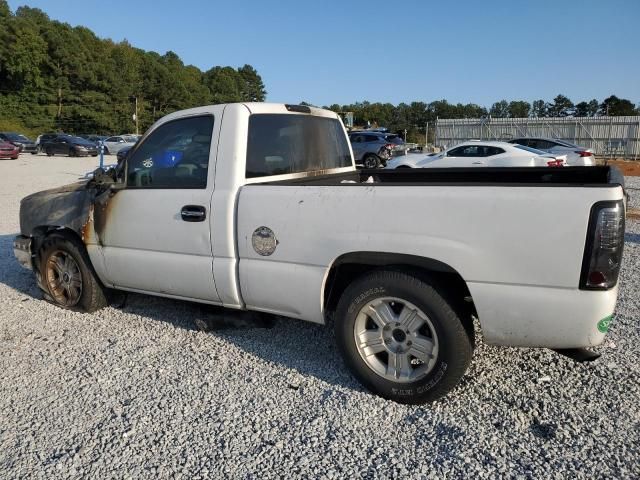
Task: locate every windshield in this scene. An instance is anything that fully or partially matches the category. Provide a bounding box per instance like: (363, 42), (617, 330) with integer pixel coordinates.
(123, 135), (139, 143)
(514, 145), (552, 155)
(553, 139), (577, 148)
(6, 133), (30, 142)
(246, 114), (352, 178)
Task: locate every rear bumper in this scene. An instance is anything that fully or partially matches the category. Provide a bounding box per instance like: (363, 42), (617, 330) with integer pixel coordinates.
(13, 235), (33, 270)
(468, 281), (618, 348)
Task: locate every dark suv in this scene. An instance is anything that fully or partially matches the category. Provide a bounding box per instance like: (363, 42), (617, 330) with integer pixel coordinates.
(348, 131), (404, 168)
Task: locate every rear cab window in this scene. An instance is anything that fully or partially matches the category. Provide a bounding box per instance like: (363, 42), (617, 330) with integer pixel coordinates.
(246, 114), (352, 178)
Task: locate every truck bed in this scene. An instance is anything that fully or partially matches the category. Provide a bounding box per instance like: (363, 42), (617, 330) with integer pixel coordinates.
(260, 166), (617, 187)
(238, 165), (624, 348)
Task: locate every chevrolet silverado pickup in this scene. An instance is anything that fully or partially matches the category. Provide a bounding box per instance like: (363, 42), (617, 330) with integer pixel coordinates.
(14, 103), (626, 404)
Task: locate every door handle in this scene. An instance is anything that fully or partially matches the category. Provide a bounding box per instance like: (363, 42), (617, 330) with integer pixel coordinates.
(181, 205), (206, 222)
(472, 161), (484, 165)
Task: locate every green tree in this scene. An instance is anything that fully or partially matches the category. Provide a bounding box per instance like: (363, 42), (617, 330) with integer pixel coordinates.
(599, 95), (637, 116)
(489, 100), (509, 118)
(547, 94), (574, 117)
(238, 64), (266, 102)
(575, 99), (599, 117)
(531, 99), (547, 117)
(508, 101), (530, 118)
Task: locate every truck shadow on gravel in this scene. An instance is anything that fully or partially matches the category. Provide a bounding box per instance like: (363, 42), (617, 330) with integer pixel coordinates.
(120, 293), (362, 391)
(0, 233), (360, 391)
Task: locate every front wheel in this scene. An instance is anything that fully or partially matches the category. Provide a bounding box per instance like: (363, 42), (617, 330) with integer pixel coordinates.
(335, 270), (473, 404)
(39, 234), (108, 312)
(45, 148), (54, 157)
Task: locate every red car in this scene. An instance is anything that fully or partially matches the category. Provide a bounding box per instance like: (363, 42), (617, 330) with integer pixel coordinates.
(0, 141), (19, 159)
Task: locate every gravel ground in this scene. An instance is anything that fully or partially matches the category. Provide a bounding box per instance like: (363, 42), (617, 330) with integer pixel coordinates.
(626, 175), (640, 210)
(1, 155), (639, 479)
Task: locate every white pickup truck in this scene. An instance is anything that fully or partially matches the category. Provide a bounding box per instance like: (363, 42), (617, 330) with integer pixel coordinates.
(14, 103), (626, 404)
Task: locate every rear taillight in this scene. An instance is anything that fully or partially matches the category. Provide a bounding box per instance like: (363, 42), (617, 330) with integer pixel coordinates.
(546, 159), (563, 167)
(576, 151), (593, 157)
(580, 200), (625, 290)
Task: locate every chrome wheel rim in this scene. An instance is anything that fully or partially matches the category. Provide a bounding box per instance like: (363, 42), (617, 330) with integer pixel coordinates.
(45, 250), (83, 306)
(354, 297), (439, 383)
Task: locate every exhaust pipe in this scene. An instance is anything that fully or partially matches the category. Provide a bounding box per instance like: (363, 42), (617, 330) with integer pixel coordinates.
(553, 348), (601, 363)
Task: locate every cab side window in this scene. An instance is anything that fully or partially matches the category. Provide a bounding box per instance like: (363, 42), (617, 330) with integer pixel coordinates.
(126, 115), (214, 188)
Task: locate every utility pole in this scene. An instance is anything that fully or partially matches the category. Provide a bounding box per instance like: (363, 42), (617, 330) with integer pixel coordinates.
(134, 96), (139, 135)
(130, 95), (139, 135)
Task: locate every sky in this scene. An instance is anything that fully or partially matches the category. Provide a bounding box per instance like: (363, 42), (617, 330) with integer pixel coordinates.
(7, 0), (640, 108)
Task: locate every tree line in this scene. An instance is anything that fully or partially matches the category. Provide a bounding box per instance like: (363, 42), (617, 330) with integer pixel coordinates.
(317, 94), (639, 143)
(0, 1), (266, 136)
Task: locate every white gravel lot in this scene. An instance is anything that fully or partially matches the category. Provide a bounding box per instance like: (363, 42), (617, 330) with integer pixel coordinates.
(1, 154), (639, 479)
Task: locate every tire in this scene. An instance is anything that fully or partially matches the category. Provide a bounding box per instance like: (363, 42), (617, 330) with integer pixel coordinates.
(39, 233), (108, 312)
(102, 146), (109, 155)
(31, 151), (38, 155)
(335, 270), (473, 404)
(362, 154), (380, 169)
(68, 148), (75, 157)
(45, 148), (54, 157)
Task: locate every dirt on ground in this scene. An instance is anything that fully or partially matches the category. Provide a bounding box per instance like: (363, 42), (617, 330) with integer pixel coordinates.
(608, 159), (640, 176)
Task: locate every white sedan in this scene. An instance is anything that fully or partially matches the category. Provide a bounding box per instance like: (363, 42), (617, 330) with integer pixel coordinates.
(385, 141), (567, 169)
(102, 135), (139, 155)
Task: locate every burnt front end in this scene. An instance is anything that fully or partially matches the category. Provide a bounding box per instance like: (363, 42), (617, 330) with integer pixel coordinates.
(14, 181), (95, 272)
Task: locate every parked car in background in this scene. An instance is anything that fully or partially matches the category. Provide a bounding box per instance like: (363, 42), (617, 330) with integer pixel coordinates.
(0, 132), (37, 154)
(102, 135), (139, 155)
(83, 135), (109, 146)
(507, 137), (595, 166)
(41, 135), (99, 157)
(349, 131), (404, 168)
(386, 141), (567, 168)
(35, 133), (63, 153)
(0, 140), (20, 159)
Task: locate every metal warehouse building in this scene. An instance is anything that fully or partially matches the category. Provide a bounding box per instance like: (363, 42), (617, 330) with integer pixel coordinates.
(435, 116), (640, 160)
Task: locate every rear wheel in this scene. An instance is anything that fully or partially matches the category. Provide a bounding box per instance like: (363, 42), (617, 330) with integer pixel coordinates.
(45, 147), (54, 157)
(362, 154), (380, 169)
(39, 234), (108, 312)
(102, 146), (109, 155)
(335, 270), (473, 404)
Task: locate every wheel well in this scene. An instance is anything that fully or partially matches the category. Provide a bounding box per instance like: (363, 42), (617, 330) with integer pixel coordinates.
(31, 226), (84, 271)
(323, 252), (475, 318)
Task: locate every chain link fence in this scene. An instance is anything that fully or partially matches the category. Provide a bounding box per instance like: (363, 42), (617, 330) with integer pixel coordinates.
(435, 116), (640, 160)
